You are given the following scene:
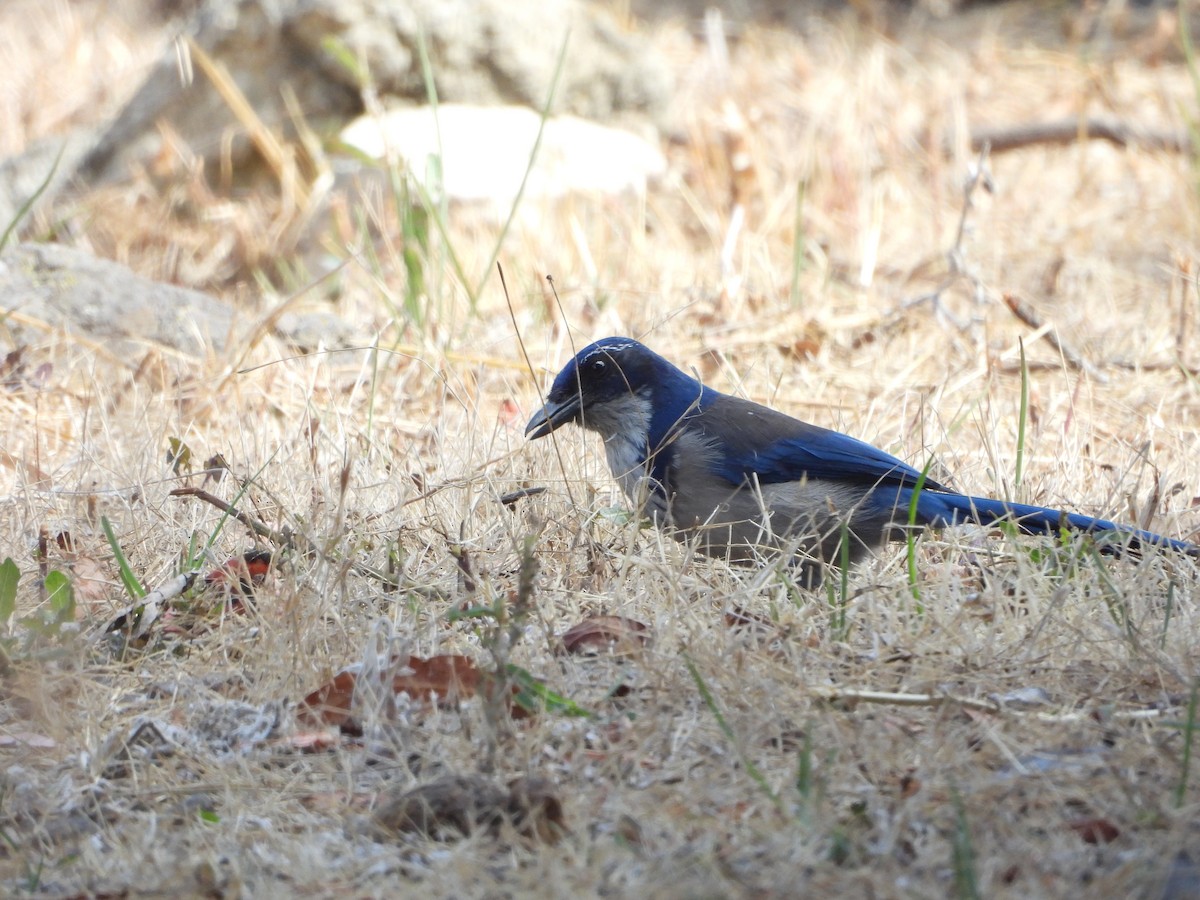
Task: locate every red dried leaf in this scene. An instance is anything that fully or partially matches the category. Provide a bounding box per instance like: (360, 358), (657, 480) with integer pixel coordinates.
(299, 790), (371, 814)
(1068, 817), (1120, 844)
(724, 605), (791, 656)
(29, 362), (52, 390)
(400, 655), (531, 721)
(297, 654), (532, 739)
(724, 604), (776, 630)
(298, 670), (357, 729)
(898, 771), (921, 799)
(558, 616), (650, 655)
(393, 654), (481, 705)
(279, 731), (344, 753)
(204, 549), (273, 599)
(497, 398), (521, 427)
(780, 336), (822, 360)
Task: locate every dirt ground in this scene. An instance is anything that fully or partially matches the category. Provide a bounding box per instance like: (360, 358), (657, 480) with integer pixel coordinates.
(2, 1), (1200, 897)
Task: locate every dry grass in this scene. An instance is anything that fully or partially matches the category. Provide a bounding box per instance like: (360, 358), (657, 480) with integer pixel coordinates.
(3, 1), (1200, 896)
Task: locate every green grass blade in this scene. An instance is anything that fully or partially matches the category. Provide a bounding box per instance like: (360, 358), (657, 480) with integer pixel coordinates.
(102, 516), (145, 600)
(1176, 677), (1200, 808)
(1180, 0), (1200, 115)
(0, 558), (18, 627)
(1178, 0), (1200, 194)
(506, 664), (592, 718)
(319, 36), (367, 85)
(472, 32), (571, 304)
(950, 785), (980, 900)
(836, 518), (850, 638)
(0, 142), (65, 252)
(43, 570), (75, 624)
(191, 454), (282, 568)
(794, 726), (817, 820)
(413, 24), (448, 308)
(905, 459), (935, 611)
(1161, 579), (1177, 650)
(684, 654), (782, 811)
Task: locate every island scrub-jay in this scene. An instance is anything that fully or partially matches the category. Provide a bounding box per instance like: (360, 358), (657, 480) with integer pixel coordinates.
(525, 337), (1196, 581)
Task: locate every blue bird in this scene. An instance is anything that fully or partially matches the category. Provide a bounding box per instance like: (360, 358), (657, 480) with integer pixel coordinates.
(525, 337), (1196, 584)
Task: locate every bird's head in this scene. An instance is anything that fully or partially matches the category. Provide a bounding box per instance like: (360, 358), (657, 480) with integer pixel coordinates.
(525, 337), (704, 442)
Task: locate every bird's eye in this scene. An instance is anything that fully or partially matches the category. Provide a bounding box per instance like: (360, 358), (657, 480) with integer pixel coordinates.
(590, 359), (607, 374)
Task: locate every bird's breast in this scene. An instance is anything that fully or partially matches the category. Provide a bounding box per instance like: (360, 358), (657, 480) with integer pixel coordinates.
(603, 432), (666, 515)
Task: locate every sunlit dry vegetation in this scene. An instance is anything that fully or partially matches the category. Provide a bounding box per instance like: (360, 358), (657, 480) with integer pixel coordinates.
(1, 0), (1199, 895)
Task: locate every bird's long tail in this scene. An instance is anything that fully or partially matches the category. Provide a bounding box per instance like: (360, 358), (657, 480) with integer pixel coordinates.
(905, 489), (1198, 556)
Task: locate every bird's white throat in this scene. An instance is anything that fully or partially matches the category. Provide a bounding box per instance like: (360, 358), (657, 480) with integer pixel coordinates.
(581, 393), (656, 505)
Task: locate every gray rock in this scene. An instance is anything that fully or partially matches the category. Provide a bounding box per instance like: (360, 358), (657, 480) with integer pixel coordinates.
(0, 135), (96, 245)
(275, 310), (364, 352)
(0, 243), (235, 356)
(80, 0), (359, 185)
(79, 0), (669, 187)
(290, 0), (672, 121)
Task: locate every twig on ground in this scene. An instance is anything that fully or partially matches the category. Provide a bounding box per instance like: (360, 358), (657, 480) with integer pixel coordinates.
(1001, 292), (1108, 382)
(897, 144), (993, 329)
(103, 570), (199, 638)
(169, 486), (453, 598)
(962, 117), (1190, 155)
(810, 685), (1181, 724)
(170, 487), (295, 548)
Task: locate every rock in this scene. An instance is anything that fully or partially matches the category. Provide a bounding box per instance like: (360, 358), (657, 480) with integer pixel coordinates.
(290, 0), (671, 122)
(275, 310), (363, 352)
(0, 243), (235, 356)
(77, 0), (669, 187)
(339, 104), (666, 206)
(80, 0), (359, 186)
(0, 136), (97, 246)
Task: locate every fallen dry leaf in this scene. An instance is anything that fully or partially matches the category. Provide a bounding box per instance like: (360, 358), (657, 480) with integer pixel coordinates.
(897, 770), (922, 799)
(297, 669), (358, 730)
(779, 331), (823, 361)
(1067, 817), (1120, 844)
(724, 604), (776, 632)
(393, 654), (481, 703)
(298, 654), (519, 733)
(497, 397), (521, 427)
(724, 604), (790, 653)
(557, 615), (651, 655)
(278, 730), (344, 753)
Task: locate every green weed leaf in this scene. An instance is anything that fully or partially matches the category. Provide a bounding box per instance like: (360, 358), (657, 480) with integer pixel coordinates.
(0, 558), (19, 627)
(102, 516), (144, 600)
(44, 570), (75, 625)
(507, 665), (592, 718)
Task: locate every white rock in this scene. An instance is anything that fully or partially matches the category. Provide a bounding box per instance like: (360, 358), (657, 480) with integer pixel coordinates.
(340, 104), (665, 205)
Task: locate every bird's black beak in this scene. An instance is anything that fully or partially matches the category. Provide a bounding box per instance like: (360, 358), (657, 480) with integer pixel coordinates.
(525, 394), (581, 440)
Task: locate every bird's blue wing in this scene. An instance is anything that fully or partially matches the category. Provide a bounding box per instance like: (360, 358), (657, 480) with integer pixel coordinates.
(694, 394), (947, 491)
